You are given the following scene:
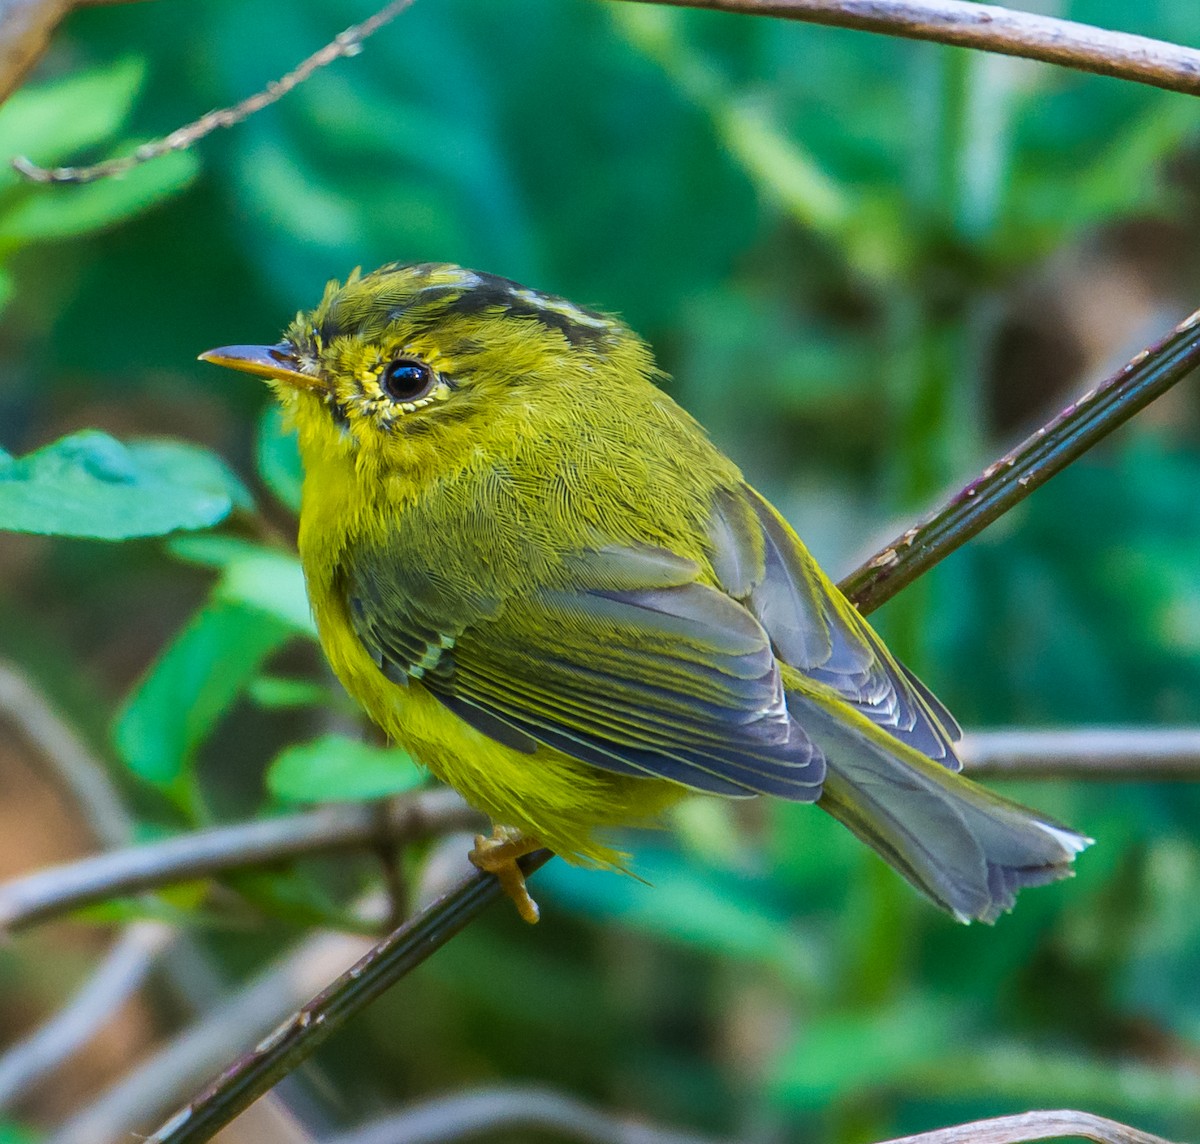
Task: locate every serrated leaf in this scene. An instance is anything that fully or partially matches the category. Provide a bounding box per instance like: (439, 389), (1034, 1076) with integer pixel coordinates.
(267, 734), (424, 804)
(115, 601), (293, 789)
(0, 431), (250, 539)
(256, 405), (303, 512)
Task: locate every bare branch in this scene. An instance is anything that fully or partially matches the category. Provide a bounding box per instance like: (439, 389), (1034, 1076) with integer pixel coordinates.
(12, 0), (417, 184)
(7, 720), (1197, 936)
(0, 920), (173, 1109)
(962, 728), (1200, 780)
(840, 307), (1200, 612)
(876, 1108), (1178, 1144)
(0, 789), (483, 932)
(321, 1096), (1180, 1144)
(139, 852), (552, 1144)
(48, 923), (380, 1144)
(322, 1085), (734, 1144)
(620, 0), (1200, 97)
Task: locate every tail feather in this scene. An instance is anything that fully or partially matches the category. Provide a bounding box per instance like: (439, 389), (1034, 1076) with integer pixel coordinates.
(794, 696), (1091, 923)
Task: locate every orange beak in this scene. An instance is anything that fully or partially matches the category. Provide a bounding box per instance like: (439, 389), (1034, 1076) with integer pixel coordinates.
(198, 343), (319, 390)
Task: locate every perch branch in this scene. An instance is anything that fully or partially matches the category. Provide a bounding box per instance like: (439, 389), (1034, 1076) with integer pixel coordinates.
(623, 0), (1200, 97)
(840, 307), (1200, 612)
(139, 852), (552, 1144)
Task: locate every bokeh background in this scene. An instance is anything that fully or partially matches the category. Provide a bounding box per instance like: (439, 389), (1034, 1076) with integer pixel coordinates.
(3, 0), (1200, 1141)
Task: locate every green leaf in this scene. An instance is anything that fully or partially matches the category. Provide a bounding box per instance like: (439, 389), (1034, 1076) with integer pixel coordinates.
(0, 431), (250, 539)
(0, 59), (145, 172)
(166, 533), (269, 568)
(0, 148), (198, 246)
(267, 734), (424, 804)
(770, 998), (958, 1109)
(539, 848), (819, 984)
(913, 1042), (1200, 1117)
(166, 535), (315, 637)
(256, 405), (304, 512)
(223, 868), (372, 931)
(248, 675), (330, 709)
(215, 549), (315, 636)
(0, 1119), (40, 1144)
(115, 601), (293, 790)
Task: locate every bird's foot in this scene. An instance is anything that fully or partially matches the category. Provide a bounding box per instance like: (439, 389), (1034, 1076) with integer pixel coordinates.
(469, 826), (542, 924)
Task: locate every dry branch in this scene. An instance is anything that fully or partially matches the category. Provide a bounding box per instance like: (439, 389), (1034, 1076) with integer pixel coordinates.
(877, 1108), (1177, 1144)
(629, 0), (1200, 97)
(13, 0), (1200, 184)
(0, 790), (482, 932)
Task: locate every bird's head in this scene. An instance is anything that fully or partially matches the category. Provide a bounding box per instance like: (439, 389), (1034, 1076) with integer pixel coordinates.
(201, 262), (652, 475)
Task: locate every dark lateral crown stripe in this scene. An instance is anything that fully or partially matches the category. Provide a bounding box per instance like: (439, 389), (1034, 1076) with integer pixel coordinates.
(437, 273), (615, 346)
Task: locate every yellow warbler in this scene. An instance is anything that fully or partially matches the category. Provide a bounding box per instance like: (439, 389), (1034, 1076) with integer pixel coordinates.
(202, 262), (1089, 924)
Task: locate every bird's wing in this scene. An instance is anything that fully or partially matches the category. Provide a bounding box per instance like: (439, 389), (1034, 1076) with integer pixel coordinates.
(344, 543), (824, 800)
(708, 485), (962, 767)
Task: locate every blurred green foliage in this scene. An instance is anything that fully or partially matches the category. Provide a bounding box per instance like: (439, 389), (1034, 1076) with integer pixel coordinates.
(3, 0), (1200, 1141)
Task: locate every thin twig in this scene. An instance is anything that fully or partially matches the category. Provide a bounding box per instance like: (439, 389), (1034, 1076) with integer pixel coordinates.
(0, 920), (173, 1109)
(876, 1108), (1177, 1144)
(840, 307), (1200, 612)
(140, 852), (552, 1144)
(15, 0), (1200, 185)
(0, 789), (482, 933)
(321, 1085), (734, 1144)
(47, 922), (382, 1144)
(0, 660), (134, 847)
(139, 300), (1200, 1144)
(11, 0), (418, 184)
(0, 720), (1189, 935)
(625, 0), (1200, 97)
(961, 728), (1200, 780)
(5, 724), (1199, 931)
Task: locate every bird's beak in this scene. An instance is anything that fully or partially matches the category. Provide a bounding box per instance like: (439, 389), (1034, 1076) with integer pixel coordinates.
(198, 343), (320, 390)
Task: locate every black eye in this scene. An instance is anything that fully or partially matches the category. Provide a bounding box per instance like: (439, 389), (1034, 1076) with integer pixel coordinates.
(380, 358), (436, 402)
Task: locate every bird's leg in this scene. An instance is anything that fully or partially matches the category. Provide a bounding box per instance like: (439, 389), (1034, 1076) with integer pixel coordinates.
(469, 825), (543, 924)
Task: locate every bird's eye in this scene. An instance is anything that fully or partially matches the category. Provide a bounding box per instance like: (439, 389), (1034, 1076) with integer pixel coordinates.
(380, 358), (436, 402)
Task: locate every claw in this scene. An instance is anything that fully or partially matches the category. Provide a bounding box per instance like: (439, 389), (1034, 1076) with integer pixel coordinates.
(469, 827), (542, 924)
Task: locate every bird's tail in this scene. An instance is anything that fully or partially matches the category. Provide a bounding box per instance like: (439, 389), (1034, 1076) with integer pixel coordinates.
(794, 696), (1091, 923)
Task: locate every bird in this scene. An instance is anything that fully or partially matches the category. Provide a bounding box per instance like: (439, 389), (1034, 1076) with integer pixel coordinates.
(201, 261), (1090, 925)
